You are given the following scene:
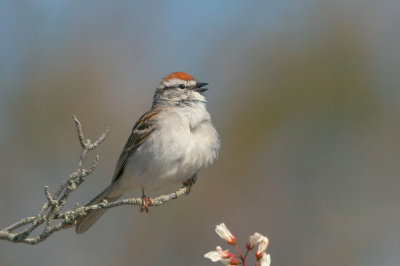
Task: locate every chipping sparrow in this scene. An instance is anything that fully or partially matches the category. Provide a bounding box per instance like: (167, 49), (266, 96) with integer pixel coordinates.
(75, 72), (220, 234)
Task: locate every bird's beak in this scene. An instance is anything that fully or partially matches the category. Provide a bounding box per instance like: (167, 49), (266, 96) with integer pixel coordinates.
(193, 82), (208, 93)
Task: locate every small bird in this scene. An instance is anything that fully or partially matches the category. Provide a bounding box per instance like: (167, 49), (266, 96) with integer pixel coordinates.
(75, 72), (220, 234)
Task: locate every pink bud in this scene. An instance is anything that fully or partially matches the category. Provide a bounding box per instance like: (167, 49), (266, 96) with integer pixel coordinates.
(228, 258), (239, 265)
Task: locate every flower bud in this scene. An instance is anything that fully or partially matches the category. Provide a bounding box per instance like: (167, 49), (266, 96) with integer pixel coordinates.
(204, 246), (233, 262)
(246, 232), (263, 250)
(204, 251), (221, 262)
(221, 257), (239, 265)
(260, 253), (271, 266)
(256, 236), (269, 260)
(215, 223), (236, 245)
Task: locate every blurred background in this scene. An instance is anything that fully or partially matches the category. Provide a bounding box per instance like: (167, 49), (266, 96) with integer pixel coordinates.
(0, 1), (399, 265)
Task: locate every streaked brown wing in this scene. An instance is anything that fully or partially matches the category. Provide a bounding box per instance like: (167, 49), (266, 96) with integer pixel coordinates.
(111, 107), (160, 183)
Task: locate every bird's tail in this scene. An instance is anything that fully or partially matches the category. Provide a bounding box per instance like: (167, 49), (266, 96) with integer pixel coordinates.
(75, 184), (121, 234)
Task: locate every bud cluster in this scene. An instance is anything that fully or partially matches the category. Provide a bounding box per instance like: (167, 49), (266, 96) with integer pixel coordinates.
(204, 223), (271, 266)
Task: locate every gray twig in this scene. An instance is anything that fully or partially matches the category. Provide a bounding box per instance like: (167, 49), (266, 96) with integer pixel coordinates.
(0, 116), (190, 245)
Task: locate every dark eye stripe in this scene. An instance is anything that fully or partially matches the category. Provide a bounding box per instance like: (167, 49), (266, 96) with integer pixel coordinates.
(179, 84), (185, 89)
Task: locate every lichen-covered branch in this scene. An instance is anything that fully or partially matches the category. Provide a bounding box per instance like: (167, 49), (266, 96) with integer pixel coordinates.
(0, 116), (190, 245)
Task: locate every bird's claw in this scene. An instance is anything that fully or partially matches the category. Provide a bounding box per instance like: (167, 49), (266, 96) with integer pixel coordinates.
(140, 196), (154, 213)
(183, 176), (197, 195)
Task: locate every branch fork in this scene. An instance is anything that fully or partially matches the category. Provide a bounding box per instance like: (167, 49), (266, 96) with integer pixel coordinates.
(0, 115), (190, 245)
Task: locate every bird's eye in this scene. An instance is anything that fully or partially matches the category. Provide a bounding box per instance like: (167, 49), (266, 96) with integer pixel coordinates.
(179, 84), (185, 89)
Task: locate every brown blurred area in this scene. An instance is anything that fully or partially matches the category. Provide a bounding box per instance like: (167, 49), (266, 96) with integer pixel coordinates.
(1, 1), (399, 265)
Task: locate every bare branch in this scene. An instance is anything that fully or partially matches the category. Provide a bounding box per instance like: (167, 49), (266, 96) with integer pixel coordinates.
(73, 115), (86, 148)
(0, 116), (190, 245)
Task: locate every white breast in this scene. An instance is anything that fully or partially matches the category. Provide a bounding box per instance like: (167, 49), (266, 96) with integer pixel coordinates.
(118, 104), (220, 193)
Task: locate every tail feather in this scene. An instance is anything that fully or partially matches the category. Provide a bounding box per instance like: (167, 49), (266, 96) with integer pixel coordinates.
(75, 184), (121, 234)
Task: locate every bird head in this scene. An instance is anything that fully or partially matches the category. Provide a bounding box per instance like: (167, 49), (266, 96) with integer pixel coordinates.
(153, 72), (209, 107)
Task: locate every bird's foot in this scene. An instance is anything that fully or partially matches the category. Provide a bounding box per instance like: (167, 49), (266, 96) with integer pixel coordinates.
(140, 196), (154, 213)
(183, 175), (197, 195)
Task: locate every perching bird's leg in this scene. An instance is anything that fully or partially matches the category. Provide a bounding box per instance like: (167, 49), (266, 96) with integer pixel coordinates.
(183, 174), (198, 195)
(140, 188), (154, 213)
